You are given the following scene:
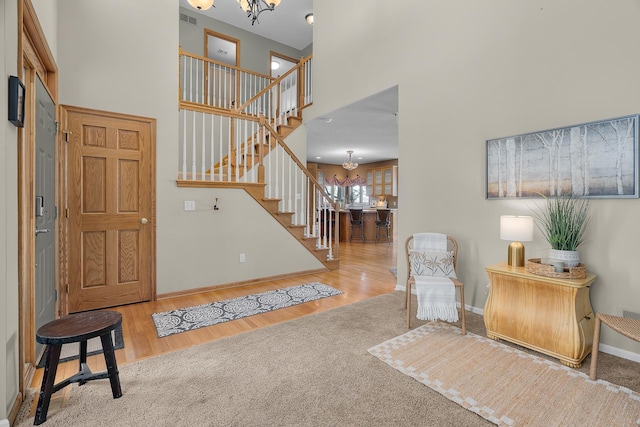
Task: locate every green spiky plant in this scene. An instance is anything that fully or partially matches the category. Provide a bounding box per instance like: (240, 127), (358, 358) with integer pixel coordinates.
(532, 195), (590, 251)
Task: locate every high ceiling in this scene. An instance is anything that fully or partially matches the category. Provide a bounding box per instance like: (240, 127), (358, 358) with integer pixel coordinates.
(178, 0), (313, 50)
(306, 86), (399, 165)
(180, 0), (398, 166)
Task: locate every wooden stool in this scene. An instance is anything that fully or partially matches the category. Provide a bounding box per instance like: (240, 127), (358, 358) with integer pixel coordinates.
(34, 311), (123, 425)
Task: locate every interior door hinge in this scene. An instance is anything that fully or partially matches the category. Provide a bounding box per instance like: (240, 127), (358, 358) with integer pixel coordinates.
(65, 208), (69, 218)
(55, 121), (59, 134)
(66, 283), (69, 294)
(55, 289), (58, 302)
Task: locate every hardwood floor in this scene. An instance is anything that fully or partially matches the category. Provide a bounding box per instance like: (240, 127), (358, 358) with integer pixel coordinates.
(27, 240), (398, 414)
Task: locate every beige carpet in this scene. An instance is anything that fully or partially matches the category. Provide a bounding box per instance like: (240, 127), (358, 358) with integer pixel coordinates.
(14, 292), (640, 426)
(369, 322), (640, 426)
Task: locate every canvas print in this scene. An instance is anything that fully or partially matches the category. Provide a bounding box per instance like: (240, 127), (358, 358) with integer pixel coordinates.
(486, 115), (639, 199)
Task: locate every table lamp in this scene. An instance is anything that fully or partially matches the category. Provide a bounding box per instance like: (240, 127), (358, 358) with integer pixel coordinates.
(500, 215), (534, 267)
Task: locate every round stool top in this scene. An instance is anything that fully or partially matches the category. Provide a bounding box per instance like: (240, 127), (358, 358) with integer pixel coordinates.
(36, 310), (122, 345)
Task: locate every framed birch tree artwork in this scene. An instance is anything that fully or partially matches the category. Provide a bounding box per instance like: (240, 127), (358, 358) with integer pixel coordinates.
(486, 114), (639, 199)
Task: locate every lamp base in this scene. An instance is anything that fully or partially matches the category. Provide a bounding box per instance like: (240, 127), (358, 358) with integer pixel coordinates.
(507, 241), (525, 267)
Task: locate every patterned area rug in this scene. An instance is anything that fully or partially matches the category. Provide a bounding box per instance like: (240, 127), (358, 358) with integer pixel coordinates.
(369, 322), (640, 426)
(152, 282), (343, 337)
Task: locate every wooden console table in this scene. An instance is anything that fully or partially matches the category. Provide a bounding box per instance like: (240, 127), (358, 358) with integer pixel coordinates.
(484, 262), (596, 368)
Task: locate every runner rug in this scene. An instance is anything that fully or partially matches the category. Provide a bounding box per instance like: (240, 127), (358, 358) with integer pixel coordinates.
(368, 322), (640, 426)
(152, 282), (342, 337)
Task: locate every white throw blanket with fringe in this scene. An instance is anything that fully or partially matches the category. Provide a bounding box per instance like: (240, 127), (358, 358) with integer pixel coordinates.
(412, 232), (458, 322)
(414, 276), (459, 322)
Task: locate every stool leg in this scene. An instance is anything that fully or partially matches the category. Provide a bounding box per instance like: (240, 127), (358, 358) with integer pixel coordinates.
(78, 340), (89, 386)
(34, 344), (62, 425)
(100, 333), (122, 399)
(589, 315), (602, 380)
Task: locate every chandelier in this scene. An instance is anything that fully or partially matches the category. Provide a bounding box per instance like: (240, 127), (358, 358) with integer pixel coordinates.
(238, 0), (281, 25)
(342, 151), (359, 171)
(187, 0), (281, 25)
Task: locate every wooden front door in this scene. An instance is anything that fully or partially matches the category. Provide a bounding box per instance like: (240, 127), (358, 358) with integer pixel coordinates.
(62, 106), (155, 312)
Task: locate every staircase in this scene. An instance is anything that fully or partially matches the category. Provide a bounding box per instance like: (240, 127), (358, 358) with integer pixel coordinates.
(211, 116), (301, 181)
(177, 51), (339, 270)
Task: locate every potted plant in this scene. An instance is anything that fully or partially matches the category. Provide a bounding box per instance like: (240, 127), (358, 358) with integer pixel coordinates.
(531, 195), (590, 267)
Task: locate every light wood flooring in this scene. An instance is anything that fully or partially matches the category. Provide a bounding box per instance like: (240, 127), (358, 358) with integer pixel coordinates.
(26, 240), (398, 416)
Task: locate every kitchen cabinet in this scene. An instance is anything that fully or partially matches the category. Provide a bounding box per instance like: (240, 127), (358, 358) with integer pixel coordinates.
(367, 166), (397, 196)
(366, 170), (374, 197)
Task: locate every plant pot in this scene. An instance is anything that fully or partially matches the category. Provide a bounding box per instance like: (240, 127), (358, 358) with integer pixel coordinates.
(549, 249), (580, 268)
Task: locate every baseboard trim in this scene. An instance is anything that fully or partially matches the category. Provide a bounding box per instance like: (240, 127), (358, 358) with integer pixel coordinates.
(599, 343), (640, 364)
(7, 390), (23, 426)
(157, 268), (329, 300)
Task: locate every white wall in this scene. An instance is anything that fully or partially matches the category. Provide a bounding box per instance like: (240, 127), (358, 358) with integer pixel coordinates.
(56, 0), (322, 296)
(179, 6), (305, 76)
(310, 0), (640, 355)
(30, 0), (57, 59)
(1, 0), (20, 421)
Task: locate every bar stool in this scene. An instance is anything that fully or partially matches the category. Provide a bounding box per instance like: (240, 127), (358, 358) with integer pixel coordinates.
(34, 310), (123, 425)
(375, 208), (391, 243)
(349, 208), (364, 242)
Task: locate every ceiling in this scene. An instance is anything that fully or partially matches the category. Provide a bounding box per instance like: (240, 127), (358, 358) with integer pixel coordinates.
(180, 0), (399, 166)
(305, 87), (399, 165)
(179, 0), (313, 51)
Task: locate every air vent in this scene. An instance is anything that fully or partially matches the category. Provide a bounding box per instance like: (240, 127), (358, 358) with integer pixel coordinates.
(622, 309), (640, 320)
(180, 13), (197, 25)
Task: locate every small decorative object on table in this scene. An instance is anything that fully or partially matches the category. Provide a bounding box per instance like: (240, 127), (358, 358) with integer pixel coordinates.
(525, 258), (586, 279)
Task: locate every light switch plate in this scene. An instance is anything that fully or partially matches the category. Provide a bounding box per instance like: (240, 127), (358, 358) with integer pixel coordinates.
(184, 201), (196, 211)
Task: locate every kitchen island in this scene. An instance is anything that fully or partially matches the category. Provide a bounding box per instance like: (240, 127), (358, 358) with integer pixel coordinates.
(338, 209), (395, 242)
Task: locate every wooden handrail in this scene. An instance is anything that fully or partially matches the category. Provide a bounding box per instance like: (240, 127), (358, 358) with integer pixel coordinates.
(261, 117), (337, 212)
(179, 100), (260, 120)
(235, 55), (313, 114)
(179, 47), (273, 81)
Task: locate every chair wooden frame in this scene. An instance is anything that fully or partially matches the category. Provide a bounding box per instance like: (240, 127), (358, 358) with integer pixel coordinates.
(404, 234), (466, 334)
(589, 313), (640, 380)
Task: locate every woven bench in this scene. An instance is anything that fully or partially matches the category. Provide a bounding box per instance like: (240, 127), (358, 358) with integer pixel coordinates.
(589, 313), (640, 380)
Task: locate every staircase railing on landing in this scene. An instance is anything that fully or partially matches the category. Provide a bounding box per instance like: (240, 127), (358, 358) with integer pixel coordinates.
(177, 50), (339, 263)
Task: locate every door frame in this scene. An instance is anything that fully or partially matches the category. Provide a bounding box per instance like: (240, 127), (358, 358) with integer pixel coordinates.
(17, 0), (61, 411)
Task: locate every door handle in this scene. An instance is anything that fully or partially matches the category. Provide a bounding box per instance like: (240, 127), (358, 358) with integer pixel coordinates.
(35, 227), (50, 236)
(140, 217), (149, 225)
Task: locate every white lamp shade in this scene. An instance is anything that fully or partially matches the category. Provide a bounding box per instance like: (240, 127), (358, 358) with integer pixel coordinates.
(188, 0), (214, 10)
(500, 215), (534, 242)
(237, 0), (250, 12)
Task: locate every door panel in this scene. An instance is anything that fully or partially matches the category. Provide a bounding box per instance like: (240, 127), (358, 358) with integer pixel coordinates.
(35, 76), (57, 356)
(65, 107), (155, 312)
